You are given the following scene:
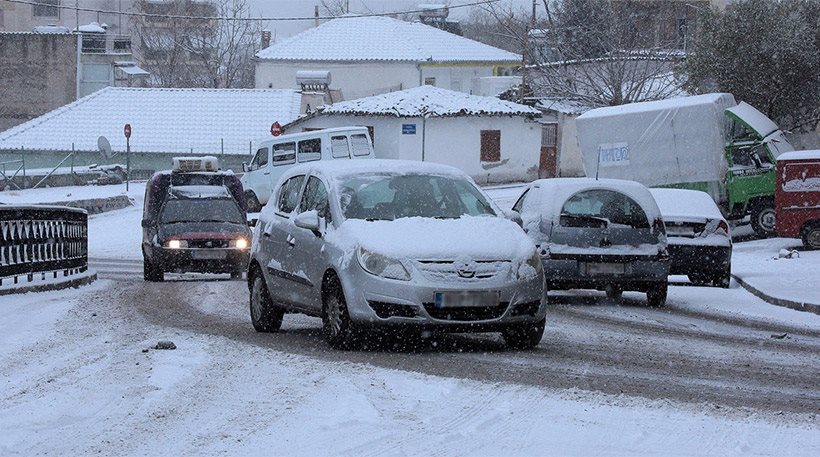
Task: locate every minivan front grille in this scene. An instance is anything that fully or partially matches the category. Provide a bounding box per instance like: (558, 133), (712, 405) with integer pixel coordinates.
(187, 239), (230, 248)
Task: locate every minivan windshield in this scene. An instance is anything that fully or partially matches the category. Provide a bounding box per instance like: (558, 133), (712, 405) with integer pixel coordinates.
(337, 173), (496, 221)
(160, 198), (245, 225)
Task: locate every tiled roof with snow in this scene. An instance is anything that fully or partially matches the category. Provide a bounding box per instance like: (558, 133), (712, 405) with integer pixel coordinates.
(317, 86), (540, 118)
(256, 16), (521, 63)
(0, 87), (303, 155)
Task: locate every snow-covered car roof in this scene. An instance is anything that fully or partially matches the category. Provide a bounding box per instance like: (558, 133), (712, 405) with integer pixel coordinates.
(280, 159), (471, 183)
(522, 178), (662, 222)
(649, 188), (725, 222)
(777, 149), (820, 162)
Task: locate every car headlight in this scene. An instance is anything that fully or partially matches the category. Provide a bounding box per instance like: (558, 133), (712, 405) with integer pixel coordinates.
(230, 238), (249, 249)
(357, 247), (411, 281)
(166, 239), (188, 249)
(517, 250), (543, 280)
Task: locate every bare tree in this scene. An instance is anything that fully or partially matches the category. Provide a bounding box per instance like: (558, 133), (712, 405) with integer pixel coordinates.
(465, 0), (687, 107)
(132, 0), (262, 88)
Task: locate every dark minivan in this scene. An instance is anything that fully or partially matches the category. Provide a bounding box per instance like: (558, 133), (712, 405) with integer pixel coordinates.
(141, 157), (251, 281)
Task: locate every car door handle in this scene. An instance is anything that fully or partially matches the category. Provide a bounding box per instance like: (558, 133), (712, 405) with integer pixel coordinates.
(286, 235), (296, 247)
(263, 171), (270, 175)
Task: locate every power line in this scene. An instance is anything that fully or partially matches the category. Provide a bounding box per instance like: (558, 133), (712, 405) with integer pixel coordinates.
(3, 0), (500, 22)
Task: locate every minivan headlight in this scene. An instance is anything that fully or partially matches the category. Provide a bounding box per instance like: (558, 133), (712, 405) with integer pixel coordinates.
(165, 239), (188, 249)
(357, 247), (411, 281)
(230, 238), (249, 249)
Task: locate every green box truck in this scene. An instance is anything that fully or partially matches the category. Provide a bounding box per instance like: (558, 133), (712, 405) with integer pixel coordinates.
(575, 93), (794, 237)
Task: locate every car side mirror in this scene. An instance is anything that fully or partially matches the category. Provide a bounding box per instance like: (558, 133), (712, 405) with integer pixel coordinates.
(242, 162), (249, 173)
(294, 210), (321, 236)
(503, 209), (523, 227)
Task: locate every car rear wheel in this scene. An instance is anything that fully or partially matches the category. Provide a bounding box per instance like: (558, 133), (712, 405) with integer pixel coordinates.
(646, 283), (667, 307)
(322, 277), (357, 349)
(803, 224), (820, 250)
(502, 318), (546, 350)
(249, 273), (283, 333)
(605, 284), (623, 300)
(143, 258), (163, 282)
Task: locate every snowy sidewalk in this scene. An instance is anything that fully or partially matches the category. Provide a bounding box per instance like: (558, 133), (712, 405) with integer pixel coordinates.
(732, 238), (820, 314)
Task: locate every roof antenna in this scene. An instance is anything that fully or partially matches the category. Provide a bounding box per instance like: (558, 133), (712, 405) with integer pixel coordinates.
(595, 146), (601, 180)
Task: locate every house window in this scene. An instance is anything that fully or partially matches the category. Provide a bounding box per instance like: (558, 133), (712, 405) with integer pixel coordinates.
(424, 77), (436, 86)
(33, 0), (59, 17)
(480, 130), (501, 162)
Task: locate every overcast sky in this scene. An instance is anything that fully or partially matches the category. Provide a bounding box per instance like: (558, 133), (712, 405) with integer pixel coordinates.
(246, 0), (536, 40)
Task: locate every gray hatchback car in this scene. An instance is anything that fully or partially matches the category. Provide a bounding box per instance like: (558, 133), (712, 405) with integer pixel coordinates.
(512, 178), (670, 306)
(248, 160), (546, 349)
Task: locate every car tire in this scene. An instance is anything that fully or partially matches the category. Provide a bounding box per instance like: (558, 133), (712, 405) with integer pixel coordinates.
(249, 273), (283, 333)
(246, 192), (262, 213)
(143, 258), (163, 282)
(502, 318), (546, 350)
(750, 202), (776, 238)
(605, 284), (623, 300)
(322, 277), (357, 350)
(646, 283), (668, 307)
(803, 224), (820, 250)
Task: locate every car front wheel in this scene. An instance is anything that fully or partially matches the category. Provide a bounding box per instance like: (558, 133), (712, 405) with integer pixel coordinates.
(249, 273), (283, 333)
(322, 278), (358, 349)
(502, 318), (545, 350)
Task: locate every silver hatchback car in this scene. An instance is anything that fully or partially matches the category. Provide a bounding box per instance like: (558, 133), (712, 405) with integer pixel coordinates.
(248, 160), (546, 349)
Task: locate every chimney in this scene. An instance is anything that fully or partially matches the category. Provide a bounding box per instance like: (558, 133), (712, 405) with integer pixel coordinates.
(261, 30), (271, 49)
(315, 5), (320, 27)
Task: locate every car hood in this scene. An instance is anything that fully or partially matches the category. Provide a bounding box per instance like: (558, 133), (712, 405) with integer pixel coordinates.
(159, 221), (250, 240)
(328, 216), (535, 262)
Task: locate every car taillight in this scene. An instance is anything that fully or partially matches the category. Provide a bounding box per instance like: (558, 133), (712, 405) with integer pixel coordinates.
(653, 218), (665, 234)
(715, 220), (730, 236)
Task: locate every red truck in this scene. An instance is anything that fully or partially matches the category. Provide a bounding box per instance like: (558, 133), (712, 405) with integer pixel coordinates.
(775, 150), (820, 249)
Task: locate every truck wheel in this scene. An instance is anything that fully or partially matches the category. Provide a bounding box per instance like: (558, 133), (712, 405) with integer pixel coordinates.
(246, 192), (262, 213)
(751, 203), (776, 238)
(803, 224), (820, 250)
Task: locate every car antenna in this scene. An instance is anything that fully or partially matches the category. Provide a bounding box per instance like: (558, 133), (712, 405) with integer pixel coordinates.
(595, 146), (601, 180)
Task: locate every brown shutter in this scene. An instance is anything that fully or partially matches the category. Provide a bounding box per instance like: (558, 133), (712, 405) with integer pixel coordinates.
(480, 130), (501, 162)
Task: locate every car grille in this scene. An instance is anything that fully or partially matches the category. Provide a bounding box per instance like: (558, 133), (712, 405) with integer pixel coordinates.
(423, 302), (509, 321)
(368, 301), (419, 319)
(186, 239), (230, 248)
(415, 260), (510, 281)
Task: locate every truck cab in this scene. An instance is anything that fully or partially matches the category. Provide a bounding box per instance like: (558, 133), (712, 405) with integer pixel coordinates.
(775, 150), (820, 249)
(724, 102), (794, 236)
(240, 126), (375, 212)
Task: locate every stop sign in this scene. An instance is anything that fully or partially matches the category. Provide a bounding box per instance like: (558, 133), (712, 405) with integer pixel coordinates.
(124, 124), (132, 139)
(270, 121), (282, 137)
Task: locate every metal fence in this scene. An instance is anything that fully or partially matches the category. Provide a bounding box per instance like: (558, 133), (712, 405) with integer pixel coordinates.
(0, 206), (88, 286)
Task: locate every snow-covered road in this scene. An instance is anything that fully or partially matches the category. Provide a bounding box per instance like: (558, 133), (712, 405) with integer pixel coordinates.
(3, 267), (817, 455)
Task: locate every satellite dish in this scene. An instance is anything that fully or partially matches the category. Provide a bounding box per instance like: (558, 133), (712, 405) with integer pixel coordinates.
(97, 136), (114, 159)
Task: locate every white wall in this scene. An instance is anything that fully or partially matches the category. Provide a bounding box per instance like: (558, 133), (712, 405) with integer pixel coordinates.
(255, 61), (420, 100)
(557, 113), (586, 177)
(289, 114), (541, 184)
(418, 64), (500, 93)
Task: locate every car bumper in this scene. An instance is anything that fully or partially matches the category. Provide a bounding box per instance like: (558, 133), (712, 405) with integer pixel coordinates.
(543, 256), (669, 291)
(151, 247), (249, 273)
(339, 268), (546, 330)
(667, 244), (731, 276)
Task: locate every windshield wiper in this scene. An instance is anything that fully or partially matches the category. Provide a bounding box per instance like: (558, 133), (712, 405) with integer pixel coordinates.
(560, 213), (609, 228)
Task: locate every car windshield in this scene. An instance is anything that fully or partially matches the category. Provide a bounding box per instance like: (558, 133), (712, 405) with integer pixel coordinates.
(160, 198), (244, 224)
(336, 173), (496, 221)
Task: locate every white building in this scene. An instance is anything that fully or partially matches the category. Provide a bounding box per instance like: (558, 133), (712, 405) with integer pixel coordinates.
(282, 86), (543, 184)
(255, 16), (521, 100)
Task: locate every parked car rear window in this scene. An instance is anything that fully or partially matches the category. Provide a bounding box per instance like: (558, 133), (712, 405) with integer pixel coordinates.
(560, 189), (649, 229)
(337, 173), (495, 220)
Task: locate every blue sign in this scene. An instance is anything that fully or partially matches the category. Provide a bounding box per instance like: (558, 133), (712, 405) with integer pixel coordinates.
(402, 124), (417, 135)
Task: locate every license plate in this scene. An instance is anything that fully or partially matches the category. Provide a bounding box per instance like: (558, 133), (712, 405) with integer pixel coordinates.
(666, 226), (695, 237)
(585, 262), (625, 275)
(434, 291), (499, 308)
(191, 250), (227, 260)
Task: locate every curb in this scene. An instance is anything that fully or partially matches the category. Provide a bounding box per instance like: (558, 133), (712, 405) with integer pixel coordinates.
(0, 271), (97, 296)
(731, 274), (820, 315)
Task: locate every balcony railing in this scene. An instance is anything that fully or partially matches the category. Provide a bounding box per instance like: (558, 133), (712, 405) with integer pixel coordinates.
(81, 33), (132, 54)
